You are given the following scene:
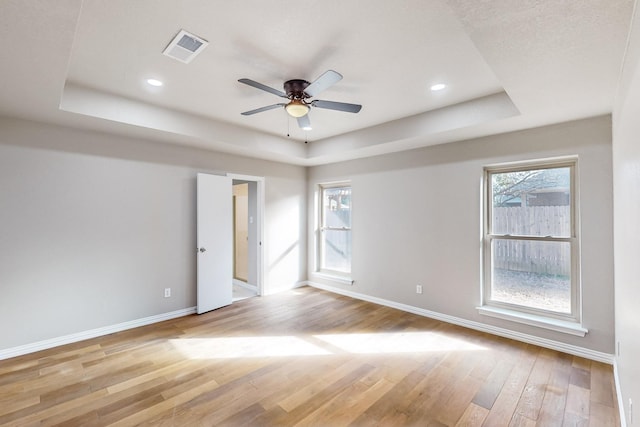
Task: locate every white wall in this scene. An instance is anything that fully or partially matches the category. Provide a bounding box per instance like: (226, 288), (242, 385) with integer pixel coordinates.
(0, 118), (306, 352)
(613, 5), (640, 425)
(308, 116), (614, 354)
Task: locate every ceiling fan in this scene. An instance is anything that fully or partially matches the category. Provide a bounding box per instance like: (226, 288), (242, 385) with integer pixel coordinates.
(238, 70), (362, 131)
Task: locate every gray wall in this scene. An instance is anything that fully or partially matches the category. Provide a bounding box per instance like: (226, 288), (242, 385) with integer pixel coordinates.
(0, 111), (619, 370)
(308, 115), (614, 354)
(0, 118), (306, 351)
(613, 7), (640, 425)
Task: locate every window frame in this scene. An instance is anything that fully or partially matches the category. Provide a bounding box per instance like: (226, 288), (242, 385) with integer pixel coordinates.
(482, 158), (581, 324)
(317, 181), (352, 277)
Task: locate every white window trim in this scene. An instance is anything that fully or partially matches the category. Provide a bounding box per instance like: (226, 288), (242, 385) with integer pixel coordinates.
(480, 158), (584, 334)
(311, 271), (355, 286)
(477, 306), (587, 337)
(317, 181), (352, 278)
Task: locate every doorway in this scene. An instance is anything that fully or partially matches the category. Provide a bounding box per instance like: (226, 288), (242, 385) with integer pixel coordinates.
(230, 175), (263, 301)
(197, 173), (264, 313)
(233, 183), (249, 282)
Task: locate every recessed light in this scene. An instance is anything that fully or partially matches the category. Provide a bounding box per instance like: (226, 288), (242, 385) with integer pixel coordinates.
(146, 78), (163, 87)
(302, 126), (312, 131)
(430, 83), (446, 91)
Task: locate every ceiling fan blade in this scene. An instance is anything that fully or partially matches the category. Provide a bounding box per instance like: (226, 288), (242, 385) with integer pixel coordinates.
(241, 103), (286, 115)
(311, 99), (362, 113)
(297, 114), (312, 130)
(238, 78), (287, 98)
(304, 70), (343, 97)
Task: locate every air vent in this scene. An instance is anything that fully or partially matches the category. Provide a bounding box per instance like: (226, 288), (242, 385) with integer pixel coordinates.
(163, 29), (208, 64)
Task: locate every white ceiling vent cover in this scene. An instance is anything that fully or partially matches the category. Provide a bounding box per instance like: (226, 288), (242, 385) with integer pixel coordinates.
(163, 29), (208, 64)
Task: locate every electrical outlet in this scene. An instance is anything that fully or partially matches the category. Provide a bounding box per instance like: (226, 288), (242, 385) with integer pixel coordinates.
(164, 288), (171, 298)
(416, 285), (423, 294)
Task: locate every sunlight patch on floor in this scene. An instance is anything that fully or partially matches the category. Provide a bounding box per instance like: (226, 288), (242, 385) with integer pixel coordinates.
(170, 336), (331, 359)
(313, 331), (487, 354)
(315, 332), (486, 354)
(170, 331), (486, 359)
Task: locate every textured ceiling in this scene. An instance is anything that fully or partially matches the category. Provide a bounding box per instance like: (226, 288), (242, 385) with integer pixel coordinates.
(0, 0), (634, 165)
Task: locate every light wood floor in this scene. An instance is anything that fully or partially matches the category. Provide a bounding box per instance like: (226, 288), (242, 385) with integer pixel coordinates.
(0, 286), (619, 426)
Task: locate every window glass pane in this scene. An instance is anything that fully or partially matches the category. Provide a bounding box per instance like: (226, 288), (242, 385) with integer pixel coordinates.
(491, 167), (570, 237)
(323, 187), (351, 228)
(322, 229), (351, 273)
(491, 239), (571, 313)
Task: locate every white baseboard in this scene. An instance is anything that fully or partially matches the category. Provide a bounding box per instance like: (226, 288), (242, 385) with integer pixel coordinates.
(614, 360), (628, 427)
(0, 306), (196, 361)
(233, 279), (257, 291)
(305, 281), (615, 364)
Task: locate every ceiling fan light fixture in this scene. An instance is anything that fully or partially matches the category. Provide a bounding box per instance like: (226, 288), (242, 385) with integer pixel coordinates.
(146, 78), (163, 87)
(285, 100), (310, 118)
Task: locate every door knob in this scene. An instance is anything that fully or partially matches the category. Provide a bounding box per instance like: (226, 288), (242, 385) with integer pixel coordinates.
(198, 247), (206, 253)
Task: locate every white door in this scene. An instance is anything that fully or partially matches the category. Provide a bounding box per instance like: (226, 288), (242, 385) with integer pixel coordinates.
(197, 173), (232, 314)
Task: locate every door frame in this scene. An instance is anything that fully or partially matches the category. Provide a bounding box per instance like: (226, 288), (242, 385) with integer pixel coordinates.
(227, 173), (265, 296)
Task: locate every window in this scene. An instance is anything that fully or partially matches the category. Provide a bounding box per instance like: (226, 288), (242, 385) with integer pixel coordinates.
(483, 160), (581, 326)
(318, 183), (352, 276)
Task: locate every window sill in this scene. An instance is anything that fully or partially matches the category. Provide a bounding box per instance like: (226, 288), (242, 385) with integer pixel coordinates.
(477, 305), (588, 337)
(312, 272), (354, 286)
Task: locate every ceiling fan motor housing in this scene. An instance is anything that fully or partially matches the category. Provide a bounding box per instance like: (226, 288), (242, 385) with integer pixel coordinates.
(284, 79), (311, 100)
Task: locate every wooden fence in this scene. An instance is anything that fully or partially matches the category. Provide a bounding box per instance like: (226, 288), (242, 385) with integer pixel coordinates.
(492, 206), (571, 276)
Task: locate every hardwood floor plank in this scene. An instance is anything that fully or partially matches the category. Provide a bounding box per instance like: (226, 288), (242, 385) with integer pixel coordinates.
(48, 409), (100, 427)
(467, 345), (538, 426)
(40, 382), (93, 405)
(168, 361), (280, 417)
(564, 383), (591, 423)
(536, 352), (572, 426)
(96, 393), (165, 425)
(510, 412), (538, 426)
(472, 359), (514, 410)
(216, 402), (267, 426)
(455, 402), (489, 426)
(435, 374), (484, 426)
(276, 357), (363, 412)
(0, 287), (620, 426)
(589, 402), (617, 427)
(0, 393), (40, 417)
(0, 387), (110, 427)
(293, 376), (395, 426)
(570, 366), (592, 389)
(109, 376), (221, 426)
(249, 404), (289, 426)
(590, 362), (615, 407)
(402, 363), (462, 423)
(0, 358), (40, 376)
(257, 358), (351, 411)
(513, 349), (555, 421)
(39, 377), (168, 427)
(264, 364), (377, 426)
(348, 353), (445, 425)
(366, 410), (410, 427)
